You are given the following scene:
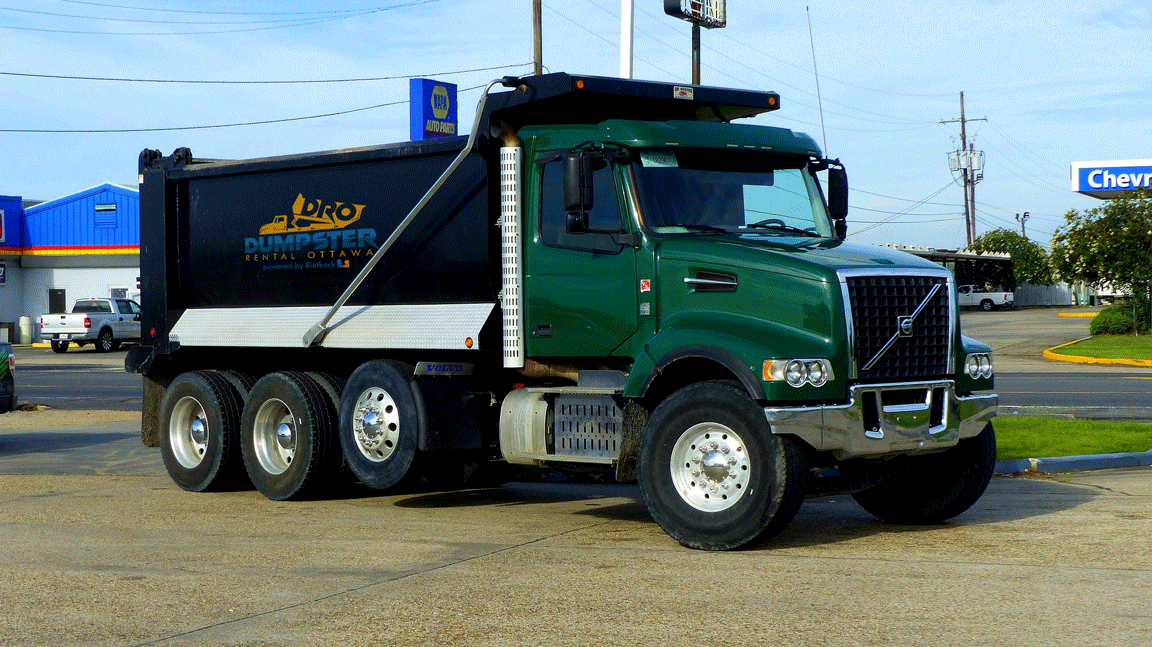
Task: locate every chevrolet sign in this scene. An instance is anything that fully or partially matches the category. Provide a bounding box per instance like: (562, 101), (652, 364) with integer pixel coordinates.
(1071, 159), (1152, 199)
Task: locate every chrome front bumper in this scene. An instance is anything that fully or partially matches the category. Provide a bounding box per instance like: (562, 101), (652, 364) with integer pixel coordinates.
(764, 380), (996, 460)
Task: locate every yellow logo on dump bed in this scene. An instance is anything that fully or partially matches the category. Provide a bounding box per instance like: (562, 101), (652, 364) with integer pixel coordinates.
(258, 193), (366, 235)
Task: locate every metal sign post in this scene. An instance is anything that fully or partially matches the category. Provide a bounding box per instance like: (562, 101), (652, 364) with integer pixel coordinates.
(663, 0), (726, 85)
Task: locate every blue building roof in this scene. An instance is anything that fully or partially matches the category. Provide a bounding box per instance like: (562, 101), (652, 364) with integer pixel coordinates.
(21, 183), (139, 255)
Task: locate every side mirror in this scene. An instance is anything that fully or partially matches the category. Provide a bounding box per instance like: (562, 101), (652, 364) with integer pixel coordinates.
(827, 166), (848, 221)
(566, 211), (589, 234)
(562, 151), (594, 213)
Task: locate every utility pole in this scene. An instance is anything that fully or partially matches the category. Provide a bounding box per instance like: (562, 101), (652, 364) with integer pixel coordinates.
(532, 0), (543, 76)
(943, 92), (986, 247)
(1016, 212), (1030, 238)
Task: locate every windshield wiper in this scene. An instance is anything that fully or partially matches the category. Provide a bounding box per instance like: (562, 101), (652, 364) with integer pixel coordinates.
(742, 220), (820, 237)
(678, 224), (731, 234)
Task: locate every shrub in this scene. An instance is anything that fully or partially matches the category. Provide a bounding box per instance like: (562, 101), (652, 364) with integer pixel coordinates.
(1091, 299), (1151, 335)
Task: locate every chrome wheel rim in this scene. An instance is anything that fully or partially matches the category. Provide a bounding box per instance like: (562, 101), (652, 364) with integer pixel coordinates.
(169, 395), (209, 469)
(352, 387), (401, 463)
(669, 422), (751, 512)
(252, 398), (295, 475)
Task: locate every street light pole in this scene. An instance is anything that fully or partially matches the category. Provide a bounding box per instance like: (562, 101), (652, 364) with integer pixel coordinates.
(1016, 211), (1030, 238)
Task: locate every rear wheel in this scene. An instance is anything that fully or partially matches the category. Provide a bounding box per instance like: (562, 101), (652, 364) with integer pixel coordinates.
(339, 360), (423, 491)
(241, 372), (341, 500)
(50, 340), (69, 353)
(159, 371), (247, 492)
(96, 328), (116, 352)
(980, 299), (994, 311)
(852, 424), (997, 524)
(639, 382), (807, 550)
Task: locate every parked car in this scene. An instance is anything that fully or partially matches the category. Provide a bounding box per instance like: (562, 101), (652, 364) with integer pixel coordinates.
(39, 298), (142, 353)
(0, 342), (15, 413)
(958, 285), (1014, 311)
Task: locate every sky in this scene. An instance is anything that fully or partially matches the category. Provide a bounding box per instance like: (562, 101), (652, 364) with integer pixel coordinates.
(2, 0), (1150, 250)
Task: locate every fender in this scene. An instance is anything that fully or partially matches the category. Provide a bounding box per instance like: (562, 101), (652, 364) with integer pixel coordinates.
(624, 310), (844, 402)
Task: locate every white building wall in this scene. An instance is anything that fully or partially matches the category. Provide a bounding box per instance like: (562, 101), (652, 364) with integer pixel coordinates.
(0, 256), (25, 342)
(20, 255), (139, 341)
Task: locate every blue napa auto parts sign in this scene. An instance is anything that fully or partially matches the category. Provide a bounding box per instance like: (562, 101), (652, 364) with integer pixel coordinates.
(1071, 159), (1152, 199)
(409, 78), (458, 141)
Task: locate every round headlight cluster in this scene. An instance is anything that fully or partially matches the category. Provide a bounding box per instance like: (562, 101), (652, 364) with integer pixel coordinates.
(965, 353), (993, 379)
(765, 359), (833, 388)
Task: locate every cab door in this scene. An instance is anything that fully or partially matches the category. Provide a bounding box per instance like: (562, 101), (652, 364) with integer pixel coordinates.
(523, 158), (638, 358)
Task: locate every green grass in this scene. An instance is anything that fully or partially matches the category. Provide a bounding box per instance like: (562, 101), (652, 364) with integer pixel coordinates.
(995, 416), (1152, 460)
(1055, 334), (1152, 360)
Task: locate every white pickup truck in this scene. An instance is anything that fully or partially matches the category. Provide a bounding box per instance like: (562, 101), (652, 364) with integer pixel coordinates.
(40, 298), (142, 353)
(958, 285), (1014, 311)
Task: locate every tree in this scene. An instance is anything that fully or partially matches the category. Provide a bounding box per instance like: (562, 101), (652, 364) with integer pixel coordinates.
(970, 228), (1053, 289)
(1051, 188), (1152, 301)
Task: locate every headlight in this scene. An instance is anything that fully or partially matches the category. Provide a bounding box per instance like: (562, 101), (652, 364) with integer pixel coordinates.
(764, 359), (835, 388)
(965, 353), (993, 379)
(785, 360), (806, 387)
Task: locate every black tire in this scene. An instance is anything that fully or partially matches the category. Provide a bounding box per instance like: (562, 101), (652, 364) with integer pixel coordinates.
(50, 340), (69, 353)
(241, 371), (341, 500)
(638, 382), (808, 550)
(96, 328), (115, 352)
(306, 371), (359, 487)
(339, 360), (423, 491)
(852, 423), (997, 524)
(980, 299), (994, 311)
(159, 371), (247, 492)
(216, 370), (256, 400)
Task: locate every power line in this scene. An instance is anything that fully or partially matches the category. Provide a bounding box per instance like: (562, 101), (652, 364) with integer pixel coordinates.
(0, 75), (525, 134)
(58, 0), (380, 16)
(0, 62), (532, 85)
(850, 179), (961, 236)
(0, 0), (438, 35)
(0, 6), (347, 25)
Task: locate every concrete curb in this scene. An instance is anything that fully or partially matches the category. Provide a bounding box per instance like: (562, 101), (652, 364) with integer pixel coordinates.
(995, 450), (1152, 474)
(1042, 338), (1152, 368)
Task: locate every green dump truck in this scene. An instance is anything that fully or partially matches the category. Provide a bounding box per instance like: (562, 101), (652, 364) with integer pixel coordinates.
(129, 73), (997, 550)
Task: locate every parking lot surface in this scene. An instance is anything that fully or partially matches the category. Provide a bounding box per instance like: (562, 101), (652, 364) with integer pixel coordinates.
(1, 416), (1150, 646)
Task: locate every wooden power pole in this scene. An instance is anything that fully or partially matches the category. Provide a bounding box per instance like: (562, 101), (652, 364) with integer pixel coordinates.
(942, 92), (986, 247)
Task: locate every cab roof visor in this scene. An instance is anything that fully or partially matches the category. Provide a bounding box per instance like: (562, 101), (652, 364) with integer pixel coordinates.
(485, 73), (780, 128)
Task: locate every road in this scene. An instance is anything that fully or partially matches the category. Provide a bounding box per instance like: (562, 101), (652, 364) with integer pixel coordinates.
(12, 346), (141, 411)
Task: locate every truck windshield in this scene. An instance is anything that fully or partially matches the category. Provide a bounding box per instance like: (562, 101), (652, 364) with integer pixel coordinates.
(631, 148), (833, 237)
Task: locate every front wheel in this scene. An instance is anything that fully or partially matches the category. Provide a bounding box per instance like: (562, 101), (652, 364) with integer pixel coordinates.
(638, 382), (807, 550)
(852, 423), (997, 524)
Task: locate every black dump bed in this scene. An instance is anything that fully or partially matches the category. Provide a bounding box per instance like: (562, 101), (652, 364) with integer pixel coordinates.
(139, 138), (491, 311)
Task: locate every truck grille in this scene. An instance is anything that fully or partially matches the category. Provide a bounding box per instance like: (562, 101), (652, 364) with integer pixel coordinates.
(844, 274), (952, 380)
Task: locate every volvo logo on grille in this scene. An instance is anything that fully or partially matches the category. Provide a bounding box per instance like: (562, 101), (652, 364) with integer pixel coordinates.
(862, 282), (943, 372)
(898, 316), (914, 337)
